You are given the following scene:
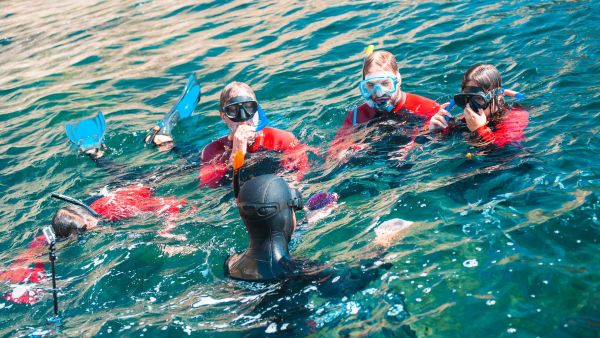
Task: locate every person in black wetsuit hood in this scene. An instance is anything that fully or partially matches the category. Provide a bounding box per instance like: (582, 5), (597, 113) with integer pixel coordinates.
(225, 174), (306, 282)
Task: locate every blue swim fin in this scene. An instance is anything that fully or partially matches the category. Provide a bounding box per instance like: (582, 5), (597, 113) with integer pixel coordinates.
(65, 112), (106, 152)
(159, 73), (201, 136)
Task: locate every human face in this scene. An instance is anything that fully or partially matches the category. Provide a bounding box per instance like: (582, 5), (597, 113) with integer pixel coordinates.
(363, 68), (402, 106)
(223, 96), (259, 122)
(221, 90), (259, 134)
(458, 81), (503, 118)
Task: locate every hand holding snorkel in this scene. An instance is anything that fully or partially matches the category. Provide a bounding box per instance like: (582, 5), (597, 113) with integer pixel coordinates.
(225, 97), (270, 167)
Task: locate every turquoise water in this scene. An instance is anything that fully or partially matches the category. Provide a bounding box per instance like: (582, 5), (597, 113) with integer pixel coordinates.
(1, 0), (599, 336)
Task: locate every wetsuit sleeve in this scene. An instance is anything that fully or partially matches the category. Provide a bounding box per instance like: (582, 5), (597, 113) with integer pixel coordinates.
(199, 138), (230, 188)
(252, 128), (310, 181)
(402, 93), (441, 131)
(475, 108), (529, 147)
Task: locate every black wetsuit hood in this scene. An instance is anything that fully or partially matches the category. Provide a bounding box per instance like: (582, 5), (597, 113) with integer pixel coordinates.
(225, 174), (303, 282)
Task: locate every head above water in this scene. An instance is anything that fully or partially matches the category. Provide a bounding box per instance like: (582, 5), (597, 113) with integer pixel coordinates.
(360, 50), (403, 111)
(51, 205), (99, 238)
(219, 81), (259, 133)
(459, 64), (505, 116)
(226, 174), (304, 282)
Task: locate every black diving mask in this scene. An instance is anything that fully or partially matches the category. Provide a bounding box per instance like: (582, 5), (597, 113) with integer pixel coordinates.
(223, 96), (259, 122)
(453, 86), (501, 112)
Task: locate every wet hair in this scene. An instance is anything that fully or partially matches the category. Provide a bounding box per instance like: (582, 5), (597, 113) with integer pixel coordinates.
(51, 205), (94, 238)
(219, 81), (256, 111)
(362, 50), (399, 79)
(461, 64), (502, 92)
(462, 64), (507, 115)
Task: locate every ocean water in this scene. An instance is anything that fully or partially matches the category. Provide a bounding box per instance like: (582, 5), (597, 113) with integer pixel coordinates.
(0, 1), (599, 337)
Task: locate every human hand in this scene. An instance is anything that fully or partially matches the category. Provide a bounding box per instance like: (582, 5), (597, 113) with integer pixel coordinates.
(229, 124), (257, 165)
(464, 104), (487, 132)
(84, 144), (106, 159)
(429, 102), (453, 132)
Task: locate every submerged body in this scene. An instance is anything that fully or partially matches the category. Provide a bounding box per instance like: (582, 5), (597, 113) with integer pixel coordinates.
(0, 186), (186, 304)
(200, 127), (310, 188)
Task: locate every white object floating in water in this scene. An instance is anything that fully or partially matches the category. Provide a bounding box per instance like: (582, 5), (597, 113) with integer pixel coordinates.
(265, 323), (278, 333)
(463, 259), (479, 268)
(374, 219), (414, 237)
(192, 296), (235, 307)
(387, 304), (405, 317)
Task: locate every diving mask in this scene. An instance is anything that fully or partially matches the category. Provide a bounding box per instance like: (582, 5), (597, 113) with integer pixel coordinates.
(223, 96), (259, 122)
(453, 86), (502, 112)
(359, 73), (399, 100)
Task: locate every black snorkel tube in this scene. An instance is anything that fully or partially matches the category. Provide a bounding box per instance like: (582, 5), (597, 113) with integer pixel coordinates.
(51, 193), (99, 217)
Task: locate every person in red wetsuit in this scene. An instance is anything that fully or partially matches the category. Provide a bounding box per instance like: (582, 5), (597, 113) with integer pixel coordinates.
(429, 64), (529, 148)
(0, 187), (186, 304)
(329, 50), (448, 160)
(199, 81), (311, 187)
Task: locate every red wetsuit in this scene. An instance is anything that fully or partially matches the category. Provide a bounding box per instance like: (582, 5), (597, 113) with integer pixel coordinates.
(199, 127), (310, 188)
(0, 235), (47, 304)
(471, 107), (529, 147)
(90, 185), (185, 221)
(1, 185), (185, 304)
(329, 92), (440, 157)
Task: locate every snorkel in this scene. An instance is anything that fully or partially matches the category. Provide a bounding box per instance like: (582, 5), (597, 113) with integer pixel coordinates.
(222, 98), (269, 134)
(254, 105), (269, 132)
(51, 193), (100, 218)
(233, 150), (244, 199)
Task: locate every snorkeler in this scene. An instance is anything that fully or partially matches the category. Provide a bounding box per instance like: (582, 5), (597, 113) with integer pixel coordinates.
(146, 80), (312, 187)
(329, 49), (448, 160)
(223, 174), (414, 335)
(0, 189), (186, 304)
(225, 174), (407, 282)
(225, 174), (308, 281)
(198, 82), (311, 187)
(429, 64), (529, 148)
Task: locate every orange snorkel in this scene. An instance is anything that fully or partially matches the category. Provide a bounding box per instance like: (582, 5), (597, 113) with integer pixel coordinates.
(233, 150), (245, 199)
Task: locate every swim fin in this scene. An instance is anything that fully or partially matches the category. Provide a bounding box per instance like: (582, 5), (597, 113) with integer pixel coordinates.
(65, 112), (106, 152)
(145, 73), (201, 145)
(161, 73), (201, 135)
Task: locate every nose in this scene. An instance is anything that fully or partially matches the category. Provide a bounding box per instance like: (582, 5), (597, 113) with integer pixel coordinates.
(373, 84), (386, 97)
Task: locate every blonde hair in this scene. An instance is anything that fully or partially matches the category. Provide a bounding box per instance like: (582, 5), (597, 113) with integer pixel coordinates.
(219, 81), (256, 111)
(362, 50), (399, 79)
